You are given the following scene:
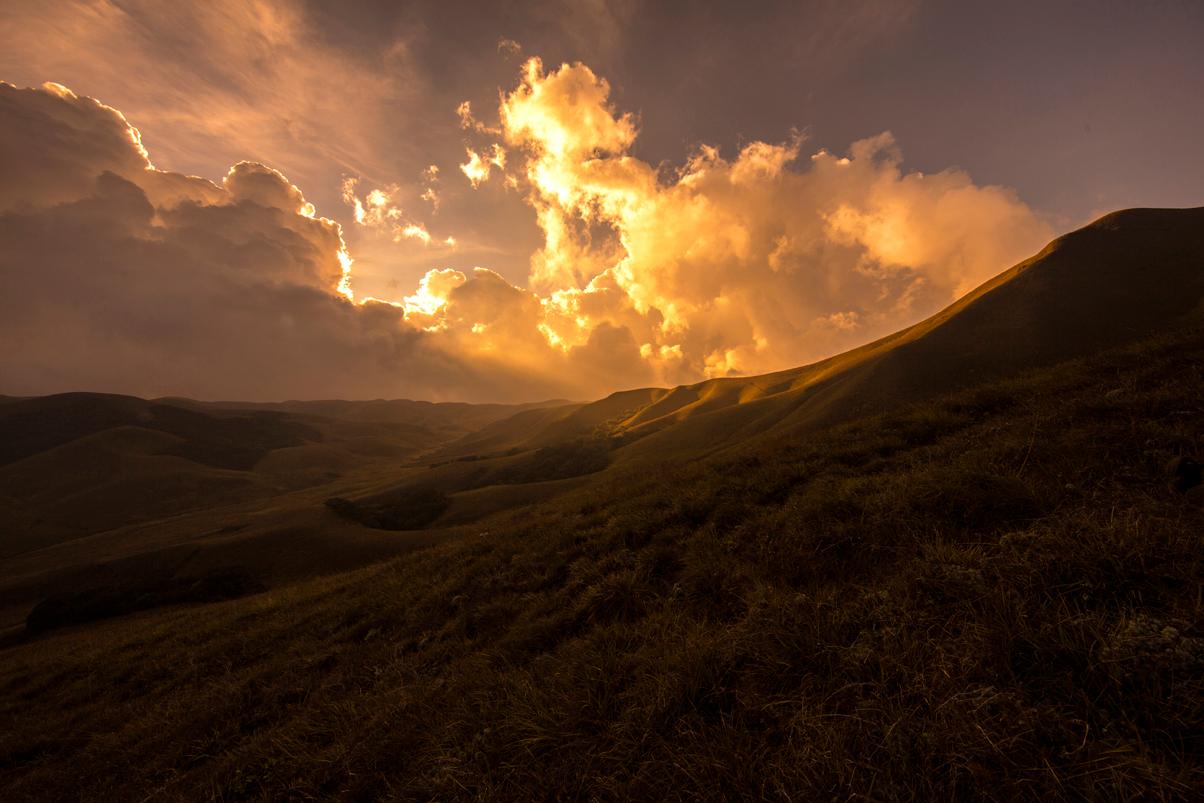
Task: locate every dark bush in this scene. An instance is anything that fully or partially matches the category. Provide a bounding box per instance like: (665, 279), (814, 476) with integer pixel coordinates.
(326, 488), (449, 530)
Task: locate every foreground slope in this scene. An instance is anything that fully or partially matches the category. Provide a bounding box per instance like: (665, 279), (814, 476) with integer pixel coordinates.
(1, 325), (1201, 799)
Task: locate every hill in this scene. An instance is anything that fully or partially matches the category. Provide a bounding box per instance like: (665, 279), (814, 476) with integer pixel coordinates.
(559, 207), (1204, 453)
(334, 207), (1204, 528)
(0, 393), (576, 627)
(158, 396), (576, 439)
(0, 393), (434, 557)
(1, 207), (1203, 798)
(0, 391), (578, 554)
(1, 322), (1201, 799)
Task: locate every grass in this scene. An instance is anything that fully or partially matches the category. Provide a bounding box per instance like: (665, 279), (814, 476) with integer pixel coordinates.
(1, 327), (1202, 800)
(23, 568), (266, 635)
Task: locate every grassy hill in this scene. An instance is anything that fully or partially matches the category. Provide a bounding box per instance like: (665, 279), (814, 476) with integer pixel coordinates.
(159, 396), (577, 441)
(0, 391), (583, 556)
(1, 323), (1201, 799)
(0, 393), (577, 629)
(328, 207), (1204, 531)
(565, 207), (1204, 453)
(0, 393), (450, 557)
(0, 207), (1202, 798)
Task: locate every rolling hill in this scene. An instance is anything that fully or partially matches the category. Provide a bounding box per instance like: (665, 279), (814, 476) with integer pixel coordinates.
(1, 207), (1203, 799)
(0, 392), (583, 553)
(0, 393), (580, 628)
(339, 207), (1204, 526)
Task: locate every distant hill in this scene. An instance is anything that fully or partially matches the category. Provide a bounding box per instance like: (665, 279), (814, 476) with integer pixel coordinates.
(0, 391), (577, 559)
(0, 392), (320, 470)
(158, 396), (576, 434)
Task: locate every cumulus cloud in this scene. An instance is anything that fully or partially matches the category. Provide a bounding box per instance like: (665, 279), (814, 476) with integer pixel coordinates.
(339, 177), (454, 251)
(0, 81), (587, 401)
(0, 56), (1054, 403)
(459, 145), (506, 188)
(472, 57), (1053, 382)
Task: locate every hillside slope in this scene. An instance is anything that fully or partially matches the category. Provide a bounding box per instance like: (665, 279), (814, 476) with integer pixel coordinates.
(604, 206), (1204, 454)
(1, 323), (1201, 800)
(0, 393), (454, 556)
(341, 207), (1204, 523)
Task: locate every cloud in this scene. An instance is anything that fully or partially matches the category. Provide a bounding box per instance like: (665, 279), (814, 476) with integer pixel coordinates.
(0, 0), (418, 186)
(459, 145), (506, 188)
(0, 81), (152, 211)
(0, 81), (582, 402)
(421, 165), (441, 210)
(0, 56), (1053, 403)
(481, 58), (1053, 381)
(456, 101), (500, 137)
(224, 161), (315, 217)
(339, 177), (453, 250)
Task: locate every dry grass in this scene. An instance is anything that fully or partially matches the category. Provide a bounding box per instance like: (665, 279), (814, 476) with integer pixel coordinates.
(1, 328), (1202, 800)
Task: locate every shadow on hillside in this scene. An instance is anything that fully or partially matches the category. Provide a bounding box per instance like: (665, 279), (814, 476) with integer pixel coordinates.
(329, 438), (614, 531)
(22, 568), (267, 636)
(325, 488), (451, 531)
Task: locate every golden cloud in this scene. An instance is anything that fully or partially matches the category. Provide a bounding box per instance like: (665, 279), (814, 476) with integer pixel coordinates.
(339, 177), (452, 252)
(1, 57), (1054, 402)
(422, 58), (1054, 385)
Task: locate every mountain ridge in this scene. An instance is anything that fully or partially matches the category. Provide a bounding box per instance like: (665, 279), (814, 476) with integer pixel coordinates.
(551, 206), (1204, 458)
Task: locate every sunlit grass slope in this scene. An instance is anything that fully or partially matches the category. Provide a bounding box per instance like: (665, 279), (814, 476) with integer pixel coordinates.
(610, 207), (1204, 454)
(2, 324), (1202, 800)
(341, 207), (1204, 526)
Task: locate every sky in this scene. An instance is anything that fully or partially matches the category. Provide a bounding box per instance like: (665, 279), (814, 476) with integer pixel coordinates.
(1, 0), (1202, 402)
